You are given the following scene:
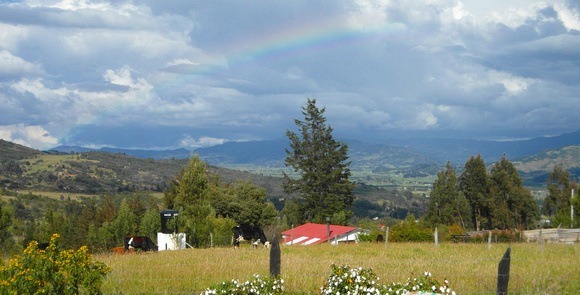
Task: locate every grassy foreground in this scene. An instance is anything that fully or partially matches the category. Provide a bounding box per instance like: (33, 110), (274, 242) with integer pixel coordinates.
(97, 242), (579, 294)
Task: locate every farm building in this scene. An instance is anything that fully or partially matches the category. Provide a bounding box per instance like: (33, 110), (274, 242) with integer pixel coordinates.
(281, 222), (368, 245)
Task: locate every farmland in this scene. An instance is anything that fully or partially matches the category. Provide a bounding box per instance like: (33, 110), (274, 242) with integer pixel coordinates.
(97, 242), (579, 294)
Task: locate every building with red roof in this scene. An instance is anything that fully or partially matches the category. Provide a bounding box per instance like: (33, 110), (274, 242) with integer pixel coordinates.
(280, 222), (368, 245)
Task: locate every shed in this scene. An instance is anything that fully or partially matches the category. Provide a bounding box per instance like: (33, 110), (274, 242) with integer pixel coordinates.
(281, 222), (367, 245)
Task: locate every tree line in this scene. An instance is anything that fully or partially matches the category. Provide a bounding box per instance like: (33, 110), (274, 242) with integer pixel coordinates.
(423, 155), (578, 230)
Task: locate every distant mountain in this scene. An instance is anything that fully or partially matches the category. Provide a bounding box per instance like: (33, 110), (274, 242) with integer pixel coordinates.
(392, 129), (580, 164)
(193, 138), (288, 167)
(193, 138), (437, 170)
(49, 130), (579, 177)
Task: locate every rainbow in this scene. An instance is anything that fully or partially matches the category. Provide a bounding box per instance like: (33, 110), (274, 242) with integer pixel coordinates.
(156, 19), (406, 90)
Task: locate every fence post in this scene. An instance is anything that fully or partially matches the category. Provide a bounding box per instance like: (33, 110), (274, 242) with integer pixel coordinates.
(385, 227), (389, 247)
(497, 247), (511, 295)
(270, 235), (281, 278)
(434, 227), (439, 247)
(488, 230), (492, 250)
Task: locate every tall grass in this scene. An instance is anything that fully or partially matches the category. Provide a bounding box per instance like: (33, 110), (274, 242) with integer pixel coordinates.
(97, 242), (579, 294)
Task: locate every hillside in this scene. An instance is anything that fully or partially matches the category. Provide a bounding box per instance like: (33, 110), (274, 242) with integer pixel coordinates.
(1, 140), (427, 218)
(0, 139), (42, 161)
(514, 145), (580, 187)
(515, 145), (580, 173)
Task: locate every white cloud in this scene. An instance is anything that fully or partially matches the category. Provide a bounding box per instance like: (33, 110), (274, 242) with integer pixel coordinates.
(103, 66), (151, 90)
(0, 124), (58, 150)
(554, 1), (580, 31)
(0, 50), (43, 77)
(180, 135), (226, 148)
(414, 111), (438, 129)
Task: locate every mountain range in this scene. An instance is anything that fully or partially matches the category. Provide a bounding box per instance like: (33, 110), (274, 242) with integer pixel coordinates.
(52, 129), (580, 172)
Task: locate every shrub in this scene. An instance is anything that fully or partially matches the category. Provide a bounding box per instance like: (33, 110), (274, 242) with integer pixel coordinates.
(201, 274), (284, 295)
(390, 215), (433, 242)
(320, 264), (456, 295)
(467, 229), (523, 243)
(0, 233), (110, 295)
(320, 264), (383, 294)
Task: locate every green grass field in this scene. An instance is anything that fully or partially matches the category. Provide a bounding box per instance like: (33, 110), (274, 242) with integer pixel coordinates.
(97, 242), (579, 294)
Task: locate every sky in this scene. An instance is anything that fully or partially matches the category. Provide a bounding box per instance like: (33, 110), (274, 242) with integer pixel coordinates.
(0, 0), (579, 150)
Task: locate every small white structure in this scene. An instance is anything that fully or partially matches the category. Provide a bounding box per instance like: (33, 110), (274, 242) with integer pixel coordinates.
(158, 209), (187, 251)
(157, 233), (186, 251)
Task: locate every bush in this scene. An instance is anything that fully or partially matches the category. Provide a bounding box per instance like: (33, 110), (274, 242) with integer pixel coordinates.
(201, 265), (455, 295)
(0, 233), (110, 295)
(320, 264), (456, 295)
(390, 215), (433, 242)
(201, 274), (284, 295)
(320, 264), (383, 294)
(468, 229), (523, 243)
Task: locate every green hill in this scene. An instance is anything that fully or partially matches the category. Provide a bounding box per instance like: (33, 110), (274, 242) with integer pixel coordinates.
(514, 145), (580, 187)
(1, 140), (429, 218)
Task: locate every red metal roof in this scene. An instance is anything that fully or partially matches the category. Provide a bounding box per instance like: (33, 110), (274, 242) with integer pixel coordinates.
(280, 222), (358, 245)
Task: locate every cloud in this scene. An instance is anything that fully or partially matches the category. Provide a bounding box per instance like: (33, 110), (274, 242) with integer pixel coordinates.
(0, 124), (58, 150)
(0, 0), (577, 150)
(180, 135), (227, 149)
(0, 50), (43, 78)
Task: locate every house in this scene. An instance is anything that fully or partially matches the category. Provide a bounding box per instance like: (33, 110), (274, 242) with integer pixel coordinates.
(281, 222), (368, 245)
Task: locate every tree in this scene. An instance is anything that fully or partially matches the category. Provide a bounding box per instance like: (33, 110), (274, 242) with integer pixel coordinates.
(489, 155), (539, 229)
(139, 208), (161, 241)
(544, 165), (572, 217)
(545, 165), (578, 227)
(283, 99), (355, 225)
(424, 162), (470, 229)
(111, 199), (139, 242)
(0, 202), (16, 255)
(459, 155), (491, 230)
(164, 156), (213, 247)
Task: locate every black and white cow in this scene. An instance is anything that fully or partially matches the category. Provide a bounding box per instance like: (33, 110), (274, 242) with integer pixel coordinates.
(124, 236), (158, 252)
(233, 225), (268, 248)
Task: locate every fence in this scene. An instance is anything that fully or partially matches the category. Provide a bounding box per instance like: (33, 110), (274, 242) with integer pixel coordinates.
(522, 228), (580, 244)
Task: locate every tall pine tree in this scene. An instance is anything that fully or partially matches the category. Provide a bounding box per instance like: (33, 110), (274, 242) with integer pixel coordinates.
(163, 156), (213, 247)
(283, 99), (354, 225)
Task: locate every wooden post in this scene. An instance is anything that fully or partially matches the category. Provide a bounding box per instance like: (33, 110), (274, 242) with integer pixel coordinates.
(497, 247), (511, 295)
(269, 235), (281, 278)
(488, 230), (492, 250)
(385, 227), (389, 247)
(539, 229), (543, 253)
(434, 227), (439, 247)
(572, 189), (575, 228)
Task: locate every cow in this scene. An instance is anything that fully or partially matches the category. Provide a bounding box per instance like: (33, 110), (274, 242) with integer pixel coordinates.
(232, 225), (268, 248)
(124, 236), (158, 252)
